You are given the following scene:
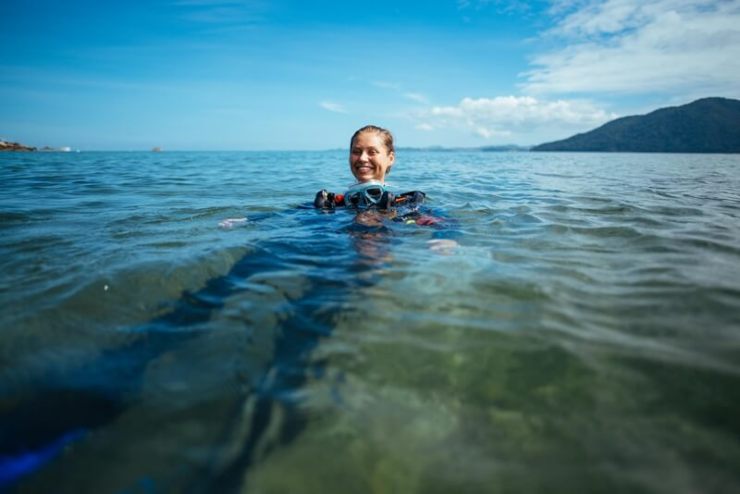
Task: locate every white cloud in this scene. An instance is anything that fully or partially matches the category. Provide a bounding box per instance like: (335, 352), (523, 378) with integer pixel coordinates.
(458, 0), (534, 14)
(371, 81), (431, 104)
(173, 0), (248, 5)
(416, 95), (615, 141)
(319, 101), (347, 113)
(404, 92), (429, 104)
(371, 80), (401, 91)
(173, 0), (268, 30)
(524, 0), (740, 96)
(474, 126), (512, 138)
(416, 123), (435, 131)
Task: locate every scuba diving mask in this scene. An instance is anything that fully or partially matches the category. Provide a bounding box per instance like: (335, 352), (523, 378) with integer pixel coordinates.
(343, 181), (391, 209)
(313, 181), (425, 210)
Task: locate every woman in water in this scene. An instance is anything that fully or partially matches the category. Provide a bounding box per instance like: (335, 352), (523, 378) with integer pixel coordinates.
(314, 125), (428, 213)
(314, 125), (461, 257)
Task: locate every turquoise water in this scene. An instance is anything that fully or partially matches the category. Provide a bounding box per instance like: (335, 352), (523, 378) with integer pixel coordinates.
(1, 150), (740, 493)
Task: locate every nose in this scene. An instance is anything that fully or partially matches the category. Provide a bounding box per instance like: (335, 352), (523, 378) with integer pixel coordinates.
(358, 149), (370, 163)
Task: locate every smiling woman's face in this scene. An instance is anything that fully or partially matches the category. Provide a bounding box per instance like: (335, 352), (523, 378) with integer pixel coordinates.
(349, 131), (395, 183)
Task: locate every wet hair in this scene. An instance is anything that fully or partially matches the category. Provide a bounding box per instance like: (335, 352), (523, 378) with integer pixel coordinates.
(350, 125), (395, 155)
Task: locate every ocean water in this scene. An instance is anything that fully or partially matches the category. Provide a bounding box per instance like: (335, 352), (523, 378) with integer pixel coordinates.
(1, 150), (739, 493)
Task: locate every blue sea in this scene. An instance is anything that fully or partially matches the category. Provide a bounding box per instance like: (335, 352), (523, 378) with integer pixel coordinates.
(1, 150), (740, 493)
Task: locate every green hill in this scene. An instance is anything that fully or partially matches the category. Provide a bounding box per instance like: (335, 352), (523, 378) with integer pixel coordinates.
(532, 97), (740, 153)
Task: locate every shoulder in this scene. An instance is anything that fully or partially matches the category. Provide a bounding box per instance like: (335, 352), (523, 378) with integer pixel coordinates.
(392, 190), (425, 206)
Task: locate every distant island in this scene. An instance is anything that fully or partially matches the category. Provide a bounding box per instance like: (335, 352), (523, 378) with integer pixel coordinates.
(532, 97), (740, 153)
(397, 145), (530, 152)
(8, 96), (740, 154)
(0, 139), (36, 152)
(0, 140), (76, 152)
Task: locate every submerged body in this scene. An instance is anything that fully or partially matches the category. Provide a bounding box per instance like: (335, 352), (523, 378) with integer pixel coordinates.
(4, 149), (740, 493)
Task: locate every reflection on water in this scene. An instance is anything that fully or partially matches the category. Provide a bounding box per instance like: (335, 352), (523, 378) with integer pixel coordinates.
(1, 151), (740, 493)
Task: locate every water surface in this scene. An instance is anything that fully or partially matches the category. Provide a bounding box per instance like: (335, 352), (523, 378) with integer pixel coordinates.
(1, 151), (739, 493)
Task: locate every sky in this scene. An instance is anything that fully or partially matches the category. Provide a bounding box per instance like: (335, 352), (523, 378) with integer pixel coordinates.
(2, 0), (739, 150)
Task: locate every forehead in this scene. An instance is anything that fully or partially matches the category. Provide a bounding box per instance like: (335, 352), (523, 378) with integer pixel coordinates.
(352, 131), (387, 150)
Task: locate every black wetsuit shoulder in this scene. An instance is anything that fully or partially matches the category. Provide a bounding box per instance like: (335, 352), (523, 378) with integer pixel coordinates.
(313, 189), (426, 210)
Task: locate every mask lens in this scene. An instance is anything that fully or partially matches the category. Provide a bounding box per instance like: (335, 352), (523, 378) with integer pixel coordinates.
(365, 187), (382, 202)
(344, 182), (387, 208)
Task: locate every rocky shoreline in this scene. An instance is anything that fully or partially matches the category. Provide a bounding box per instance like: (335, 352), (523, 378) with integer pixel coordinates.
(0, 140), (36, 152)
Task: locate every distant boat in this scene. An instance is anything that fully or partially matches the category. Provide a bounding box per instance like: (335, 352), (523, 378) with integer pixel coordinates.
(151, 147), (162, 152)
(60, 146), (72, 152)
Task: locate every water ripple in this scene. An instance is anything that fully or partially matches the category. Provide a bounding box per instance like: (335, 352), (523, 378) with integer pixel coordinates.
(3, 151), (740, 492)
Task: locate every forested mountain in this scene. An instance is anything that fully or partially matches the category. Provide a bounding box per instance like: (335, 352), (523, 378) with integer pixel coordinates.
(532, 98), (740, 153)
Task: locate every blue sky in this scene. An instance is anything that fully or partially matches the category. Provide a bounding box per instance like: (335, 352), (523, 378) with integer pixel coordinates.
(2, 0), (739, 150)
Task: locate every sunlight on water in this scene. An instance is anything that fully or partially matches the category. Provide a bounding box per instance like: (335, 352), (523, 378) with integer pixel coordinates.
(1, 151), (740, 493)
